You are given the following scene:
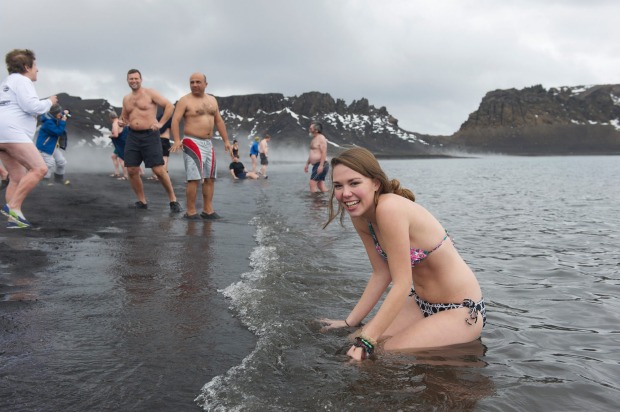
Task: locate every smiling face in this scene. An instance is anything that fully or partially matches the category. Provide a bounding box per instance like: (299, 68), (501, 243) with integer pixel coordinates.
(332, 164), (380, 218)
(127, 72), (142, 90)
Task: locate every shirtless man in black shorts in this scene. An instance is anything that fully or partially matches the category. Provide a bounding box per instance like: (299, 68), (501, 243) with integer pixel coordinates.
(119, 69), (181, 212)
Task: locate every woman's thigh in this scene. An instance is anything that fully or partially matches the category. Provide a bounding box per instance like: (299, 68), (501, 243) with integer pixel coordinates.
(380, 296), (425, 338)
(384, 307), (484, 351)
(0, 148), (26, 181)
(0, 143), (46, 170)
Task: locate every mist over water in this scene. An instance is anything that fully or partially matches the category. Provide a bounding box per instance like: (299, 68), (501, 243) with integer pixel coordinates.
(63, 140), (310, 175)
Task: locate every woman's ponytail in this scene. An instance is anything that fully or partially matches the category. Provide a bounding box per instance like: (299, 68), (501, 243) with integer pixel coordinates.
(390, 178), (415, 202)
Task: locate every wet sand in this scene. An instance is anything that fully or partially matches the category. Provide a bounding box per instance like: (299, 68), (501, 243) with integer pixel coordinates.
(0, 172), (258, 411)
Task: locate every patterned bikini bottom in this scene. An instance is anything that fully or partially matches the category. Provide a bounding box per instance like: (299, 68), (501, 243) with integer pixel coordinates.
(410, 289), (487, 327)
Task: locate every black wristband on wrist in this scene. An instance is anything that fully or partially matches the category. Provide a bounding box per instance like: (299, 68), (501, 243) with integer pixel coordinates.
(354, 337), (375, 357)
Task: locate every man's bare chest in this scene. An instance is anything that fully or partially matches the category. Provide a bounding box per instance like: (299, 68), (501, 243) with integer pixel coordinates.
(188, 100), (216, 118)
(128, 93), (155, 111)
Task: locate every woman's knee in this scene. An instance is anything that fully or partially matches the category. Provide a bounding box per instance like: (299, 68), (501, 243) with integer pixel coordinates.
(32, 164), (48, 179)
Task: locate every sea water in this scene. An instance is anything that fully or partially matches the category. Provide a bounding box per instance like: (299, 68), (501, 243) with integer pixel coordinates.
(196, 155), (620, 411)
(1, 154), (618, 411)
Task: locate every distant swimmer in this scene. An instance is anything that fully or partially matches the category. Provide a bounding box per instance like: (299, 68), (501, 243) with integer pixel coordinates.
(230, 139), (239, 159)
(249, 136), (259, 173)
(229, 155), (259, 180)
(258, 134), (271, 178)
(304, 121), (329, 193)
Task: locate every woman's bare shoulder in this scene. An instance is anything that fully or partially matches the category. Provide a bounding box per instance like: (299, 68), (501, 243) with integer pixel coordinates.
(376, 193), (414, 214)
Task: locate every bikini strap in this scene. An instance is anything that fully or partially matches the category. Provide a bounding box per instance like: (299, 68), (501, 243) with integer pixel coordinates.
(424, 231), (450, 255)
(367, 222), (378, 243)
(370, 223), (449, 250)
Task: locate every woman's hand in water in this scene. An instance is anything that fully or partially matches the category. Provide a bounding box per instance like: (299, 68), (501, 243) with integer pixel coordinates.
(318, 318), (348, 332)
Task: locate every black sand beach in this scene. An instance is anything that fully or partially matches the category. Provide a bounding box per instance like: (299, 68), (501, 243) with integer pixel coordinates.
(0, 171), (258, 411)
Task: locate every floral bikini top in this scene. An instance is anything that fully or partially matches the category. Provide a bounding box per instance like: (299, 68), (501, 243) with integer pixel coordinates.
(368, 222), (450, 267)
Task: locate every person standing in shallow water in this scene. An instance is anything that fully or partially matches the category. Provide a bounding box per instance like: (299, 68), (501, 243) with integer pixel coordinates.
(258, 134), (270, 178)
(229, 139), (239, 159)
(119, 68), (182, 212)
(320, 147), (486, 360)
(170, 72), (231, 220)
(249, 136), (259, 173)
(108, 112), (129, 180)
(304, 121), (329, 193)
(148, 107), (174, 181)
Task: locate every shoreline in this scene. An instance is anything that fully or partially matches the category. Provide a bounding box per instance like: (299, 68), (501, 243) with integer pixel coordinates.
(0, 171), (258, 410)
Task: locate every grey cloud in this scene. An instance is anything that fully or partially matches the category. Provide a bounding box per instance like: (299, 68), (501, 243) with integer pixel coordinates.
(1, 0), (619, 135)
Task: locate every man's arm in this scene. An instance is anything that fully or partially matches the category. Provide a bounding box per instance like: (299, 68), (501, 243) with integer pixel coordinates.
(118, 96), (128, 127)
(111, 119), (120, 138)
(304, 141), (313, 172)
(149, 89), (174, 128)
(319, 136), (327, 168)
(229, 165), (237, 179)
(170, 97), (187, 153)
(214, 103), (231, 156)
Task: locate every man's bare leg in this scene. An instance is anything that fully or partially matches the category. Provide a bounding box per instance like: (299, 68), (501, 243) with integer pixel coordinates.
(309, 180), (319, 193)
(185, 180), (200, 216)
(127, 166), (146, 204)
(202, 178), (215, 214)
(152, 164), (177, 202)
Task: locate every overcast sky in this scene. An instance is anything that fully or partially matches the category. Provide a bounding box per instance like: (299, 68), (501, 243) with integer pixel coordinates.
(2, 0), (619, 135)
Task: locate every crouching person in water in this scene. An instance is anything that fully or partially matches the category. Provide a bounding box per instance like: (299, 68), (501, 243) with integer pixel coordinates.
(320, 147), (486, 360)
(35, 104), (70, 185)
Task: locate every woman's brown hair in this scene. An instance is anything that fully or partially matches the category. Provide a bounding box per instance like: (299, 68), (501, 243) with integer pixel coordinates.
(5, 49), (36, 74)
(324, 147), (415, 228)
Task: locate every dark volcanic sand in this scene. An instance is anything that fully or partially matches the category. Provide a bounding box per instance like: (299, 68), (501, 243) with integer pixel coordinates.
(0, 171), (258, 411)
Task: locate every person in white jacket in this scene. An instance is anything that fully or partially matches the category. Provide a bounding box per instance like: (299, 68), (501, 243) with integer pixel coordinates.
(0, 49), (58, 228)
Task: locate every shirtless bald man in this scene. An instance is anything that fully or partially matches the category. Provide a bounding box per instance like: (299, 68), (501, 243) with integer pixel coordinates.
(119, 69), (181, 212)
(170, 72), (231, 220)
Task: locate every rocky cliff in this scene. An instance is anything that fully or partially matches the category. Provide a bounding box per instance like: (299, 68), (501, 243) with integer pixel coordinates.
(57, 91), (434, 157)
(55, 93), (119, 148)
(438, 84), (620, 154)
(216, 92), (434, 156)
(56, 84), (620, 156)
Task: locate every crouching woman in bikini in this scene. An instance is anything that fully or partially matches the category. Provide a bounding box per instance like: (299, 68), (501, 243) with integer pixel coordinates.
(320, 147), (486, 361)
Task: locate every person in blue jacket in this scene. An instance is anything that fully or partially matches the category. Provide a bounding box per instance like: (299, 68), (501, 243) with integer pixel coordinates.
(249, 136), (259, 173)
(35, 104), (70, 184)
